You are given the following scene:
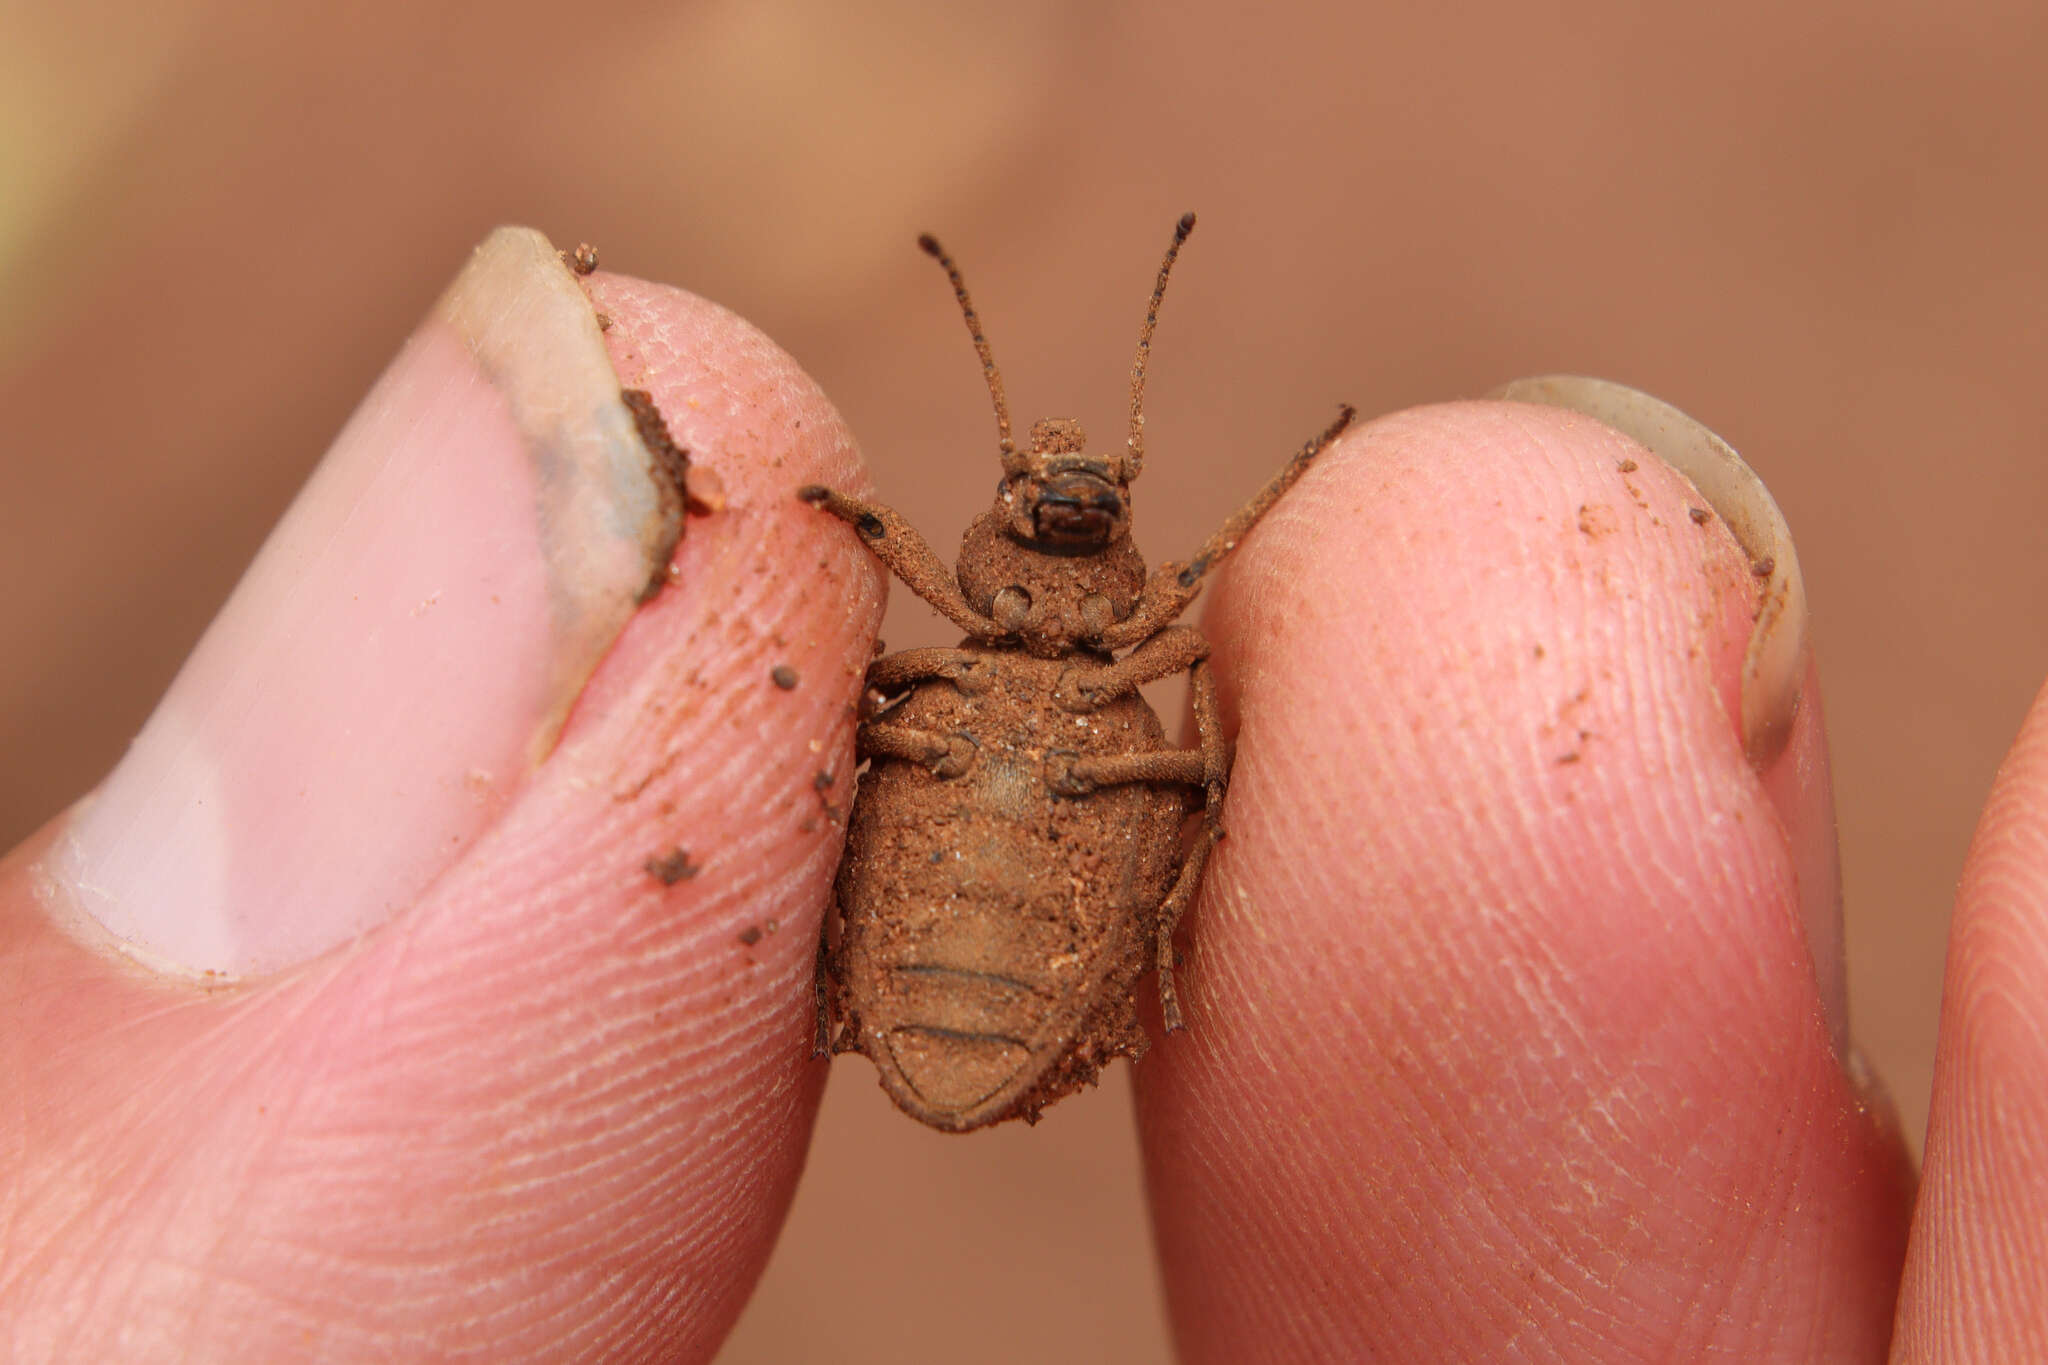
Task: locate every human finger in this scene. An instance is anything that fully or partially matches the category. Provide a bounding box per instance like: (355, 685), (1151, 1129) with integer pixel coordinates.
(1893, 677), (2048, 1356)
(0, 230), (881, 1361)
(1137, 398), (1915, 1361)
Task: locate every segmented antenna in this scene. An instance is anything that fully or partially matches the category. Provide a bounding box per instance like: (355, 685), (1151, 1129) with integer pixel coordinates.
(1125, 212), (1196, 480)
(918, 233), (1019, 470)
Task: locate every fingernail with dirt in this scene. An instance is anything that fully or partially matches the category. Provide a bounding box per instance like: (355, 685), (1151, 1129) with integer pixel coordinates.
(47, 227), (673, 978)
(1494, 376), (1846, 1058)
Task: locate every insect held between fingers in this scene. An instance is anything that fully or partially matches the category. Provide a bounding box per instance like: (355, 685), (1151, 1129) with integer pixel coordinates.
(800, 214), (1354, 1132)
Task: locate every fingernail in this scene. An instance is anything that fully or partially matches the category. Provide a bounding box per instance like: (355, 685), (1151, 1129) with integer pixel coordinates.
(1493, 376), (1846, 1055)
(48, 226), (675, 978)
(1491, 376), (1807, 770)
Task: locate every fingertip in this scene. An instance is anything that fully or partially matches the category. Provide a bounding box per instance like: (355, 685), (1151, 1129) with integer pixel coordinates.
(1138, 401), (1908, 1359)
(5, 241), (883, 1358)
(1898, 675), (2048, 1354)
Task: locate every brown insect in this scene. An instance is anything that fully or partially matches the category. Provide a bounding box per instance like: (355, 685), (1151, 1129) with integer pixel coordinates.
(800, 214), (1352, 1131)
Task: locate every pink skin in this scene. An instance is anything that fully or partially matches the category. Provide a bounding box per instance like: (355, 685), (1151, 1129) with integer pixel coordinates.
(0, 269), (2040, 1359)
(0, 273), (884, 1360)
(1138, 406), (1913, 1360)
(1897, 682), (2048, 1357)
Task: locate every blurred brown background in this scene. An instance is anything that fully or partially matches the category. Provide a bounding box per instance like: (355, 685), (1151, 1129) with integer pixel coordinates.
(4, 2), (2044, 1360)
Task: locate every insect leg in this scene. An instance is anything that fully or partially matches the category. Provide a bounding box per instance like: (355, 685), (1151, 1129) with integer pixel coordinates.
(858, 720), (977, 778)
(1055, 625), (1208, 711)
(1172, 405), (1356, 593)
(866, 646), (998, 695)
(1046, 748), (1203, 797)
(796, 485), (1006, 639)
(1151, 830), (1212, 1034)
(1095, 405), (1356, 650)
(812, 930), (835, 1058)
(813, 923), (865, 1057)
(1151, 661), (1230, 1032)
(1188, 658), (1230, 822)
(1043, 648), (1228, 799)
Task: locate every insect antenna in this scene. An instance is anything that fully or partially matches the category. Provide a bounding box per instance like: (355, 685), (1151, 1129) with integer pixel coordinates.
(1125, 211), (1197, 481)
(918, 233), (1022, 474)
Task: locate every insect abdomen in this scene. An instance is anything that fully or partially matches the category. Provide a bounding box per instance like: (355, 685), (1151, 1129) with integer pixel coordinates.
(839, 777), (1094, 1125)
(836, 670), (1178, 1128)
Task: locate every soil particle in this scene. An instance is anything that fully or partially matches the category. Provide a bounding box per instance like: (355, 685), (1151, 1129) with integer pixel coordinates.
(1688, 506), (1713, 525)
(621, 388), (690, 599)
(622, 389), (691, 503)
(771, 665), (800, 690)
(1617, 457), (1639, 473)
(595, 311), (613, 331)
(684, 465), (728, 514)
(565, 242), (600, 275)
(739, 924), (764, 946)
(645, 847), (699, 884)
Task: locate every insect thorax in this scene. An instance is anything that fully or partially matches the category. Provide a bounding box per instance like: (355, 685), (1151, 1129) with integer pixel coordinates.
(955, 512), (1147, 656)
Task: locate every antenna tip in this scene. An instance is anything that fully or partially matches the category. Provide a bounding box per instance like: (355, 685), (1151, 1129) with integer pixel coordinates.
(1175, 211), (1196, 237)
(916, 233), (943, 257)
